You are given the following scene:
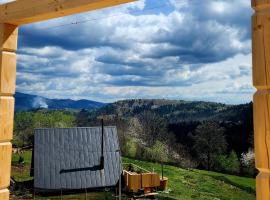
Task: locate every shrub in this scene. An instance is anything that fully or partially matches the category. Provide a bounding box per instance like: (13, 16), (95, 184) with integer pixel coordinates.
(125, 138), (138, 158)
(215, 151), (240, 174)
(143, 140), (169, 163)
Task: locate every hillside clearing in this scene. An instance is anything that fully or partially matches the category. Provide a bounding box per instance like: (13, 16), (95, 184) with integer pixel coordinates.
(12, 151), (255, 200)
(122, 157), (255, 200)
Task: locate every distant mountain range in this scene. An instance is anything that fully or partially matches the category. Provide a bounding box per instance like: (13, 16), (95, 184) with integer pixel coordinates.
(15, 92), (105, 111)
(87, 99), (253, 123)
(15, 92), (253, 124)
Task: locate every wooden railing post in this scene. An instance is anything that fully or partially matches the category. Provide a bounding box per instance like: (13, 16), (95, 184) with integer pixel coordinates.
(252, 0), (270, 199)
(0, 23), (18, 200)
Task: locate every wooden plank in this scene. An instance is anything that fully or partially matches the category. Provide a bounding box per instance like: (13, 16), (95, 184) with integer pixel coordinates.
(126, 172), (141, 192)
(0, 189), (9, 200)
(0, 23), (17, 199)
(252, 15), (267, 89)
(253, 91), (270, 171)
(152, 174), (160, 186)
(142, 173), (160, 188)
(0, 0), (137, 25)
(0, 52), (16, 95)
(253, 2), (270, 199)
(252, 0), (270, 10)
(134, 193), (158, 198)
(252, 2), (270, 199)
(257, 172), (270, 200)
(142, 173), (152, 188)
(0, 24), (18, 52)
(0, 142), (12, 189)
(0, 97), (14, 142)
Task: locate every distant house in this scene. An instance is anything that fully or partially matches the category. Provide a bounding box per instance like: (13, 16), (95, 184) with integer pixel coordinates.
(33, 127), (121, 190)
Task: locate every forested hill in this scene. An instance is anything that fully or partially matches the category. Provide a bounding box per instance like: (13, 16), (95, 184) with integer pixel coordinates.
(14, 98), (254, 176)
(81, 99), (253, 164)
(15, 92), (105, 111)
(15, 92), (252, 123)
(87, 99), (252, 123)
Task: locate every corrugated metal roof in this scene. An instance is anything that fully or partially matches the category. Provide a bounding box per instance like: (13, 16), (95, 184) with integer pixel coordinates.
(34, 127), (121, 190)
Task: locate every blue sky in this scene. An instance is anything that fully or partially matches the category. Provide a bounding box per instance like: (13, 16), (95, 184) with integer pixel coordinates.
(12, 0), (252, 104)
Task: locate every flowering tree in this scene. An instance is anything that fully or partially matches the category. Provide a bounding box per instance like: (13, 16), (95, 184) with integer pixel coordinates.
(241, 149), (256, 176)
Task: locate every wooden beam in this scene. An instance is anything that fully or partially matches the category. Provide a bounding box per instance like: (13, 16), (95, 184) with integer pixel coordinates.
(0, 143), (12, 189)
(252, 0), (270, 10)
(0, 23), (18, 52)
(0, 97), (14, 142)
(0, 52), (17, 94)
(252, 1), (270, 199)
(0, 23), (17, 200)
(0, 0), (137, 25)
(0, 189), (9, 200)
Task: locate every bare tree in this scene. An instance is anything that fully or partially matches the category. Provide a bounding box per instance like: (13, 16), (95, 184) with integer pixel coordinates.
(137, 111), (167, 146)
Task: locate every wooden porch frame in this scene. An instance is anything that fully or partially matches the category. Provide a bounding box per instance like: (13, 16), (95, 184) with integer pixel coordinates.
(0, 0), (136, 199)
(0, 0), (267, 199)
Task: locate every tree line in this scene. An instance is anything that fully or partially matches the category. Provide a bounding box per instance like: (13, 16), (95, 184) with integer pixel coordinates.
(13, 100), (255, 177)
(76, 107), (255, 177)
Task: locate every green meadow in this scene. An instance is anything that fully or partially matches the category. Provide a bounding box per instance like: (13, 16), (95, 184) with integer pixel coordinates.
(11, 151), (255, 200)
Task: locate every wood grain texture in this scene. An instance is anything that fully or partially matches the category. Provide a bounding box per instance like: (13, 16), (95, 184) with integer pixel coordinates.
(141, 173), (160, 188)
(0, 52), (16, 95)
(123, 171), (161, 192)
(252, 15), (267, 89)
(252, 0), (270, 10)
(0, 0), (136, 25)
(0, 189), (9, 200)
(0, 97), (14, 142)
(253, 91), (270, 171)
(127, 173), (141, 193)
(256, 172), (270, 200)
(0, 142), (12, 190)
(0, 24), (18, 52)
(0, 23), (17, 199)
(253, 2), (270, 199)
(123, 170), (142, 192)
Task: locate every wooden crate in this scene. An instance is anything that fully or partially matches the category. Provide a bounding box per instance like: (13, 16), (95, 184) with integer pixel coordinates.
(123, 170), (160, 193)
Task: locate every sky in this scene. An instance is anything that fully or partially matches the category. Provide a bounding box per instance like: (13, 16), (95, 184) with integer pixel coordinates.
(9, 0), (253, 104)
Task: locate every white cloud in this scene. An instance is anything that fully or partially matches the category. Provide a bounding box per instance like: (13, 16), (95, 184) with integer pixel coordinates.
(16, 0), (253, 104)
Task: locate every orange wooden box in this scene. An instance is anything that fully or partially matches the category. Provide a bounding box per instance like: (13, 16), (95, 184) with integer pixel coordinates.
(123, 170), (160, 193)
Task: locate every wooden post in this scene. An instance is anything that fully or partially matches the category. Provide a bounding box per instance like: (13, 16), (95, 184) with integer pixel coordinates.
(252, 0), (270, 199)
(0, 23), (18, 200)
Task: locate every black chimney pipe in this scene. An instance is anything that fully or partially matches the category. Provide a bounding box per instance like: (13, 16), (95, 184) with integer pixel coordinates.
(100, 119), (104, 170)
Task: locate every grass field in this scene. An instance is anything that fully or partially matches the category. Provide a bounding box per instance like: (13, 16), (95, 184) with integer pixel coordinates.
(12, 151), (256, 200)
(122, 157), (255, 200)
